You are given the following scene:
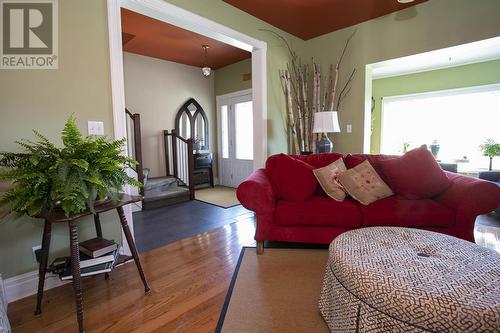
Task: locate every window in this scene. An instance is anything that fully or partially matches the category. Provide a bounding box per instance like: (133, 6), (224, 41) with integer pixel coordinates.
(381, 85), (500, 172)
(235, 101), (253, 160)
(221, 105), (229, 159)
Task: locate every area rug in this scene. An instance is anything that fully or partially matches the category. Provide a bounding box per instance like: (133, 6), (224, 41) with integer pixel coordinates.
(216, 247), (330, 333)
(195, 186), (240, 208)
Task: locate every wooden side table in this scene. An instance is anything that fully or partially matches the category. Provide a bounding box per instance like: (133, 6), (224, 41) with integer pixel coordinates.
(34, 194), (150, 333)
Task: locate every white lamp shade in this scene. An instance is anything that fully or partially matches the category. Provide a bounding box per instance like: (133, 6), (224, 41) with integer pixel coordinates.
(313, 111), (340, 133)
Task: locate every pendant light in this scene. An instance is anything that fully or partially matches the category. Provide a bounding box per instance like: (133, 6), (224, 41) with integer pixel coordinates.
(201, 45), (211, 77)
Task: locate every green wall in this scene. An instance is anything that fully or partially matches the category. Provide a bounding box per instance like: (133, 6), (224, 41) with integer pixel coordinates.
(0, 0), (121, 279)
(371, 59), (500, 153)
(215, 58), (252, 96)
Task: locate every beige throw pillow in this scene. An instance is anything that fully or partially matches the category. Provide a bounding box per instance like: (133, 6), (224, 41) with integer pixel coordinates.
(313, 159), (347, 201)
(338, 160), (393, 205)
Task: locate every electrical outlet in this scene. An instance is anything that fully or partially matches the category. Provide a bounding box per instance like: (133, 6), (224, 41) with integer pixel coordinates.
(87, 121), (104, 135)
(346, 124), (352, 133)
(32, 245), (42, 263)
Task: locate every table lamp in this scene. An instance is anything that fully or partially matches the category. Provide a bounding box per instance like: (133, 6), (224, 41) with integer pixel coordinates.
(313, 111), (340, 153)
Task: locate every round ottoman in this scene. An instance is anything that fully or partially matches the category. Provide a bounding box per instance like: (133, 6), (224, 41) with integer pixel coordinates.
(319, 227), (500, 332)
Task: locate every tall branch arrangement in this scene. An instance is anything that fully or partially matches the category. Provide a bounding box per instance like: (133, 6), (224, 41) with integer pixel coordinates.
(263, 30), (356, 154)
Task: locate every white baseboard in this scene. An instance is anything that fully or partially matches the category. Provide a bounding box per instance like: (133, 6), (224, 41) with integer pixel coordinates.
(4, 270), (69, 304)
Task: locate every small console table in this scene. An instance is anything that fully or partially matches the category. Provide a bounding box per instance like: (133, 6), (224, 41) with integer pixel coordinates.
(34, 194), (150, 333)
(194, 152), (214, 188)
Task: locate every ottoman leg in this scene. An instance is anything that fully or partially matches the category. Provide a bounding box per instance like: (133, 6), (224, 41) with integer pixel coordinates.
(256, 241), (264, 255)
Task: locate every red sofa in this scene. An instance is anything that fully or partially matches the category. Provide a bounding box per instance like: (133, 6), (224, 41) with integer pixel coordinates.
(237, 153), (500, 253)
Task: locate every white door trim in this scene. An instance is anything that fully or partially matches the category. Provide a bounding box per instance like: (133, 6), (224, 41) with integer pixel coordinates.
(107, 0), (268, 244)
(107, 0), (132, 256)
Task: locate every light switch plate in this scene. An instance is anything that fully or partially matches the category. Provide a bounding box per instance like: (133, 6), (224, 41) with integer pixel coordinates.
(346, 124), (352, 133)
(88, 121), (104, 135)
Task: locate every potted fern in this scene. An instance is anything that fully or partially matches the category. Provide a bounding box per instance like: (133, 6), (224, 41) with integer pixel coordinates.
(0, 116), (141, 217)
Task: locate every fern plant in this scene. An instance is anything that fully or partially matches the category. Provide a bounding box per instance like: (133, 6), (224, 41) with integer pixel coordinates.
(0, 116), (141, 217)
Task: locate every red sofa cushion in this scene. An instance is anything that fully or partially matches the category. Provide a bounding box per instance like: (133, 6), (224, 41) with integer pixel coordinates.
(358, 196), (455, 228)
(265, 154), (317, 202)
(378, 145), (451, 199)
(275, 196), (361, 228)
(293, 152), (344, 168)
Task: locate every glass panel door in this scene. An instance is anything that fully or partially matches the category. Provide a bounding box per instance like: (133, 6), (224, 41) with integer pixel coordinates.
(218, 92), (254, 188)
(221, 105), (229, 159)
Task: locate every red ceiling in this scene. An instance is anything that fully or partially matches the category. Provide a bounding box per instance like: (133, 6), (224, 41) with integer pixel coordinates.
(223, 0), (428, 40)
(121, 9), (251, 69)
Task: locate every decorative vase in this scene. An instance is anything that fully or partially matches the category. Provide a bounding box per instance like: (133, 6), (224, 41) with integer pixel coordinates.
(317, 134), (333, 153)
(429, 140), (440, 158)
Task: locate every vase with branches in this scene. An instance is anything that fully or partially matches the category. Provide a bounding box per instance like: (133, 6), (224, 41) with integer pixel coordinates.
(262, 29), (356, 154)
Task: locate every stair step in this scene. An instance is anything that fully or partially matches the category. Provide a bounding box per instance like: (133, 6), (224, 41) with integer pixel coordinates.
(144, 176), (177, 192)
(141, 174), (191, 210)
(143, 186), (190, 210)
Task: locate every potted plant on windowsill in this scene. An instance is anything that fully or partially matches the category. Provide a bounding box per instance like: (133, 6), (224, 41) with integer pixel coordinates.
(0, 116), (141, 218)
(480, 139), (500, 171)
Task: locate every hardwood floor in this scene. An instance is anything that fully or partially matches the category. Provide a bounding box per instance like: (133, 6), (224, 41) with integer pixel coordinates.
(7, 216), (256, 332)
(7, 213), (499, 332)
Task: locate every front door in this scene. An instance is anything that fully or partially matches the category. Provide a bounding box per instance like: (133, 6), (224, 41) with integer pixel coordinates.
(218, 92), (253, 188)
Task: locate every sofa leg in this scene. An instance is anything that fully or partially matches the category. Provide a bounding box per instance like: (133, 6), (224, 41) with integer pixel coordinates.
(256, 241), (264, 255)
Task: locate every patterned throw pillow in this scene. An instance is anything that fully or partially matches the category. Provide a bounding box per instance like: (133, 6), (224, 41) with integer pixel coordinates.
(338, 160), (394, 205)
(313, 159), (348, 201)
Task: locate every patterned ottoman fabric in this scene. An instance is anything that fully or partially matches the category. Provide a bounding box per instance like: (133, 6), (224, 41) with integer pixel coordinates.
(319, 227), (500, 332)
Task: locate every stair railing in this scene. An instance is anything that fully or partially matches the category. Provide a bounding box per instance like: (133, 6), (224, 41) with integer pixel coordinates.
(163, 129), (195, 200)
(125, 108), (145, 196)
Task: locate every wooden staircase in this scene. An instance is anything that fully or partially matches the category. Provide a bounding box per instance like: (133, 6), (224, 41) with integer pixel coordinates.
(126, 109), (194, 210)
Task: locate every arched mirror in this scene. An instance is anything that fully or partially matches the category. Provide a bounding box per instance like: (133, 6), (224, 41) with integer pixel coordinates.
(175, 98), (209, 151)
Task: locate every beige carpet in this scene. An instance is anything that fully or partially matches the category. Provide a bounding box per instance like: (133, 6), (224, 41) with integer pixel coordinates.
(217, 248), (330, 333)
(195, 186), (240, 208)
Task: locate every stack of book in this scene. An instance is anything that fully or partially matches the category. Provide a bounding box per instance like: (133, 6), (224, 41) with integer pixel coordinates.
(49, 237), (119, 281)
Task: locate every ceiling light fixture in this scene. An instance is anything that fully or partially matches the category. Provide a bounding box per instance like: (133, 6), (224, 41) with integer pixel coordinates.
(201, 45), (211, 77)
(397, 0), (415, 3)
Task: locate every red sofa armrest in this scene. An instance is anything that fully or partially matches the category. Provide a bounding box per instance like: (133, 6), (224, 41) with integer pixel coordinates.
(435, 172), (500, 241)
(236, 168), (276, 215)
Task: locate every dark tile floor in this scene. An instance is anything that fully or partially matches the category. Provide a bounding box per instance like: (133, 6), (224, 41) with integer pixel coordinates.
(133, 200), (253, 253)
